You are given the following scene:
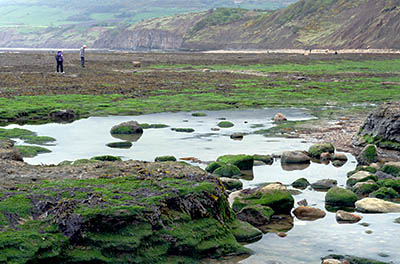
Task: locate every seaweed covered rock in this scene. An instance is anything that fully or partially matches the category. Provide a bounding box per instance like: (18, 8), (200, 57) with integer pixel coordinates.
(236, 205), (274, 227)
(325, 187), (358, 208)
(369, 187), (399, 200)
(253, 154), (273, 165)
(308, 143), (335, 159)
(213, 164), (241, 178)
(0, 161), (249, 263)
(232, 184), (294, 214)
(155, 155), (177, 162)
(356, 144), (379, 165)
(352, 180), (379, 197)
(292, 178), (310, 189)
(110, 121), (143, 142)
(230, 219), (262, 243)
(219, 177), (243, 191)
(346, 171), (378, 187)
(217, 154), (254, 170)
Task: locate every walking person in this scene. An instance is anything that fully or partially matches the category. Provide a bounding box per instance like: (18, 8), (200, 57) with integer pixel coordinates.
(55, 50), (64, 73)
(80, 45), (87, 68)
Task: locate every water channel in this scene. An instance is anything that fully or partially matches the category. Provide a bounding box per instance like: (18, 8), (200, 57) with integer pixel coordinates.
(5, 108), (399, 263)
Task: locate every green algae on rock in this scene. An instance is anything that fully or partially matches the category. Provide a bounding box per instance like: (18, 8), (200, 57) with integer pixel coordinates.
(155, 156), (177, 162)
(0, 161), (249, 263)
(217, 121), (234, 128)
(217, 154), (254, 170)
(106, 141), (133, 149)
(213, 164), (241, 178)
(308, 143), (335, 159)
(325, 187), (358, 208)
(15, 145), (51, 158)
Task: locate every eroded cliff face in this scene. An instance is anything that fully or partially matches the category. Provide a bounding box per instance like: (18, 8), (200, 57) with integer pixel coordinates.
(93, 13), (206, 50)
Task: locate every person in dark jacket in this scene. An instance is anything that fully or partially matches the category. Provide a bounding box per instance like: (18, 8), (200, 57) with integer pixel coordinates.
(80, 45), (87, 68)
(55, 50), (64, 73)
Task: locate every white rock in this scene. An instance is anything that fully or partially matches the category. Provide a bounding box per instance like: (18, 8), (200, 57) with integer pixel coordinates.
(355, 198), (400, 213)
(348, 171), (372, 181)
(322, 259), (342, 264)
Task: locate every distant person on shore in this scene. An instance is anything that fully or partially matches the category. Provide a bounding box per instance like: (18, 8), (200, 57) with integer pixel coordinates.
(55, 50), (64, 73)
(80, 45), (87, 68)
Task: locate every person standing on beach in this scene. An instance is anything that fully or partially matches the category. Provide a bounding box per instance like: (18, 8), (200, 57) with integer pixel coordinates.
(80, 45), (87, 68)
(55, 50), (64, 73)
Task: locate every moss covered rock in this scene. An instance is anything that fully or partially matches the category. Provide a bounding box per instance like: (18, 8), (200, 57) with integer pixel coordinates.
(378, 178), (400, 192)
(15, 145), (51, 158)
(230, 220), (262, 243)
(352, 180), (380, 197)
(292, 178), (310, 189)
(369, 187), (399, 200)
(219, 177), (243, 191)
(356, 144), (379, 165)
(217, 154), (254, 170)
(155, 156), (177, 162)
(217, 121), (234, 128)
(106, 141), (133, 149)
(0, 161), (249, 263)
(325, 187), (358, 208)
(346, 171), (378, 187)
(236, 205), (274, 227)
(308, 143), (335, 159)
(233, 188), (294, 214)
(171, 128), (195, 133)
(380, 164), (400, 177)
(213, 164), (241, 178)
(91, 155), (122, 162)
(205, 161), (224, 173)
(110, 121), (143, 135)
(253, 154), (273, 165)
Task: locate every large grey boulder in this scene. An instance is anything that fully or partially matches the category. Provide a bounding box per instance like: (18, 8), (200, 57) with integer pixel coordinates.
(358, 102), (400, 144)
(281, 151), (311, 164)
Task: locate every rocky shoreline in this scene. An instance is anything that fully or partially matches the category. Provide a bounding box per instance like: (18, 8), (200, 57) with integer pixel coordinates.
(0, 103), (399, 263)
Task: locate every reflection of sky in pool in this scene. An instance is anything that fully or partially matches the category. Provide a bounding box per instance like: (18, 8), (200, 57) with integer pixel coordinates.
(5, 108), (399, 263)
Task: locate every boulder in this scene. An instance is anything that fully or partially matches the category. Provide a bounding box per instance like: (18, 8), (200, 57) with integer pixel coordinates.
(219, 177), (243, 191)
(356, 144), (379, 165)
(379, 164), (400, 177)
(358, 102), (400, 144)
(230, 220), (262, 243)
(293, 206), (326, 221)
(352, 180), (379, 196)
(217, 154), (254, 170)
(356, 197), (400, 213)
(273, 113), (287, 121)
(325, 187), (358, 207)
(110, 121), (143, 142)
(369, 187), (399, 200)
(49, 109), (76, 122)
(213, 164), (241, 178)
(155, 156), (177, 162)
(346, 171), (377, 187)
(322, 259), (342, 264)
(232, 185), (294, 215)
(378, 178), (400, 192)
(332, 153), (348, 161)
(205, 161), (224, 173)
(311, 179), (337, 190)
(335, 210), (362, 223)
(230, 133), (244, 140)
(375, 171), (395, 180)
(0, 140), (23, 161)
(281, 151), (311, 164)
(292, 178), (310, 189)
(106, 142), (133, 149)
(236, 205), (274, 226)
(308, 143), (335, 159)
(253, 154), (273, 165)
